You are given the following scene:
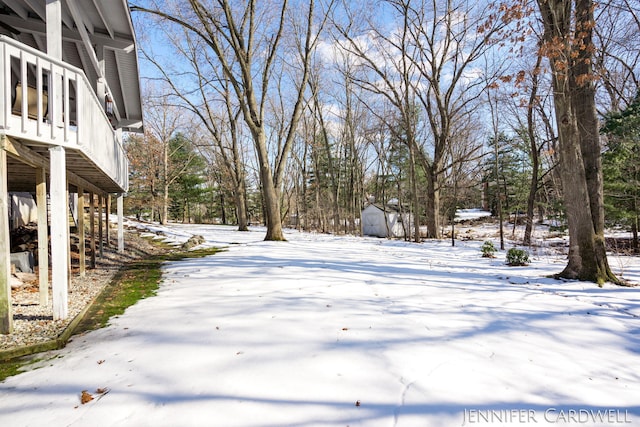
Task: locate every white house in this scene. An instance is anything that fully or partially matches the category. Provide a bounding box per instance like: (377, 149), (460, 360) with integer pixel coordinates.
(0, 0), (143, 333)
(361, 200), (412, 238)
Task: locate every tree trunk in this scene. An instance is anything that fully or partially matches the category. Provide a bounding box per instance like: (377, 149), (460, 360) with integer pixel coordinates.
(232, 141), (249, 231)
(220, 191), (227, 225)
(314, 87), (341, 234)
(537, 0), (620, 284)
(255, 131), (286, 241)
(424, 169), (441, 239)
(524, 53), (543, 246)
(409, 140), (420, 242)
(572, 0), (618, 283)
(234, 183), (249, 231)
(162, 144), (169, 225)
(632, 211), (638, 253)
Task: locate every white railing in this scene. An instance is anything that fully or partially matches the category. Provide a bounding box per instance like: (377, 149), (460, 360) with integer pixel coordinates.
(0, 35), (128, 192)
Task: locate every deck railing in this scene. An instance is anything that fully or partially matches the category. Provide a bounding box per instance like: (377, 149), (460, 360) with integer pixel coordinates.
(0, 35), (128, 192)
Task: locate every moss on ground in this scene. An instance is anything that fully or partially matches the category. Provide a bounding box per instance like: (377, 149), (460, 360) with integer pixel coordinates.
(74, 246), (222, 333)
(0, 359), (26, 381)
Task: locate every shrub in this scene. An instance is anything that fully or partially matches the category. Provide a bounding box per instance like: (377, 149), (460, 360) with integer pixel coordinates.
(506, 248), (530, 266)
(481, 240), (497, 258)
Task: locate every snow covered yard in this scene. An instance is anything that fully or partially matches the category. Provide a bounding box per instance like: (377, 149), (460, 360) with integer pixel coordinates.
(1, 224), (639, 427)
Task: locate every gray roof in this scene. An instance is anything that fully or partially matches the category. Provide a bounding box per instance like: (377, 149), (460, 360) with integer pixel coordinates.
(0, 0), (143, 132)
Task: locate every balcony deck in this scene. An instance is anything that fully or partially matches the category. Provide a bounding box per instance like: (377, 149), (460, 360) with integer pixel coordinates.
(0, 35), (128, 194)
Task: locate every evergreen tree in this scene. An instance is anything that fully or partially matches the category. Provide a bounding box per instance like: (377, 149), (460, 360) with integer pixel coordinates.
(601, 93), (640, 251)
(482, 132), (529, 218)
(167, 133), (209, 223)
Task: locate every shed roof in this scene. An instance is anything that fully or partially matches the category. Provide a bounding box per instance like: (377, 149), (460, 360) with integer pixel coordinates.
(362, 203), (403, 213)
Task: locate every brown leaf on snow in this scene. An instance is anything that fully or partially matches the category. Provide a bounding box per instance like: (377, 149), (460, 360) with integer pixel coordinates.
(80, 390), (94, 404)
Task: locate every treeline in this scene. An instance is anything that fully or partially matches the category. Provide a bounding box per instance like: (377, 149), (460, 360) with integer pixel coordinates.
(126, 0), (639, 280)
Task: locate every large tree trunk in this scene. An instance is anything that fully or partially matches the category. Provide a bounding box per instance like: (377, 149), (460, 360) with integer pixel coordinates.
(554, 91), (597, 279)
(537, 0), (620, 284)
(572, 0), (618, 282)
(254, 131), (286, 241)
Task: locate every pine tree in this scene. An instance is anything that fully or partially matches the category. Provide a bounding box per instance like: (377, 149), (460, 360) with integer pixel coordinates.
(601, 93), (640, 252)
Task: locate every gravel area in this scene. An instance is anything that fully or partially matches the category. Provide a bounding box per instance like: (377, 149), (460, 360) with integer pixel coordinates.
(1, 229), (166, 352)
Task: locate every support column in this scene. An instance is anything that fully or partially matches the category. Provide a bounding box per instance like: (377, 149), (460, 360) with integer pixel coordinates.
(77, 188), (85, 277)
(98, 195), (104, 257)
(89, 192), (96, 269)
(106, 194), (111, 247)
(36, 167), (49, 305)
(0, 145), (13, 334)
(67, 189), (71, 277)
(46, 0), (63, 59)
(117, 193), (124, 253)
(50, 146), (68, 320)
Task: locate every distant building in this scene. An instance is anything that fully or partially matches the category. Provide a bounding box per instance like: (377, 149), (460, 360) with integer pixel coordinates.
(361, 199), (412, 238)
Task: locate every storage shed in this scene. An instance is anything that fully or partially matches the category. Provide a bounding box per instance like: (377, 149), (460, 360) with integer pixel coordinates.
(361, 201), (411, 238)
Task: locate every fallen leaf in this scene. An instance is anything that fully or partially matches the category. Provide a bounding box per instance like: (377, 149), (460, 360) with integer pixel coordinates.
(342, 328), (349, 331)
(81, 390), (94, 404)
(355, 400), (361, 407)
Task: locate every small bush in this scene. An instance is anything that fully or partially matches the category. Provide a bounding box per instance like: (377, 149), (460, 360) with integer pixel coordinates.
(481, 240), (497, 258)
(506, 248), (530, 266)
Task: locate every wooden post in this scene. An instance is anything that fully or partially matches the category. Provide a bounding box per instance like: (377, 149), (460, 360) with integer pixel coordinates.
(98, 194), (104, 257)
(106, 194), (111, 247)
(49, 145), (68, 320)
(36, 167), (49, 305)
(77, 187), (85, 277)
(67, 189), (71, 277)
(89, 192), (96, 269)
(117, 193), (124, 253)
(0, 144), (13, 334)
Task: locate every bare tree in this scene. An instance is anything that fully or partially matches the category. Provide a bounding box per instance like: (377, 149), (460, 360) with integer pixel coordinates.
(334, 51), (368, 234)
(132, 0), (332, 241)
(595, 0), (640, 112)
(333, 0), (504, 239)
(143, 90), (185, 225)
(125, 131), (164, 221)
(501, 47), (560, 246)
(141, 30), (251, 231)
(332, 0), (423, 241)
(307, 69), (342, 233)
